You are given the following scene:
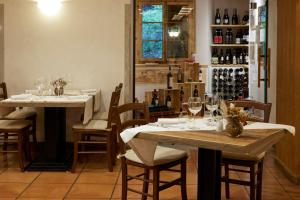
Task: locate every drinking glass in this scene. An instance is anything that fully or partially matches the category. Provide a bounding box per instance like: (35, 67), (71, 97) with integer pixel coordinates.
(206, 95), (220, 121)
(188, 97), (202, 129)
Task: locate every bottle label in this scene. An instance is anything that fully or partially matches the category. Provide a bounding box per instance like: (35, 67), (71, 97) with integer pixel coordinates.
(169, 77), (173, 88)
(224, 19), (229, 24)
(199, 72), (203, 82)
(236, 38), (241, 44)
(167, 101), (172, 108)
(216, 19), (221, 24)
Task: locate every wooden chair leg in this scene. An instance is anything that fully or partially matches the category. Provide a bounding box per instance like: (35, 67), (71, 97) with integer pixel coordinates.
(25, 129), (32, 162)
(17, 133), (24, 171)
(31, 116), (37, 146)
(121, 158), (128, 200)
(107, 134), (113, 172)
(250, 165), (256, 200)
(224, 163), (230, 199)
(2, 133), (8, 160)
(142, 168), (150, 200)
(71, 133), (79, 173)
(256, 161), (264, 200)
(180, 159), (188, 200)
(153, 168), (160, 200)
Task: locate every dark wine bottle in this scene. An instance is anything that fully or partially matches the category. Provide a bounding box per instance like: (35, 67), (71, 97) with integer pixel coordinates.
(167, 66), (173, 89)
(242, 11), (249, 25)
(232, 8), (239, 25)
(223, 9), (230, 24)
(219, 49), (225, 64)
(177, 66), (184, 83)
(198, 68), (203, 82)
(166, 91), (172, 108)
(193, 85), (199, 97)
(215, 8), (222, 24)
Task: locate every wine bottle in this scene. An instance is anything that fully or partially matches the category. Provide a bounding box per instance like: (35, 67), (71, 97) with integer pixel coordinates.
(198, 68), (203, 82)
(242, 11), (249, 25)
(177, 66), (184, 83)
(167, 66), (173, 89)
(223, 9), (230, 24)
(219, 49), (225, 64)
(154, 89), (159, 106)
(244, 50), (249, 64)
(215, 8), (222, 24)
(225, 49), (231, 64)
(225, 28), (233, 44)
(180, 87), (184, 111)
(236, 30), (242, 44)
(232, 8), (239, 25)
(193, 85), (199, 97)
(166, 91), (172, 108)
(211, 48), (219, 64)
(232, 54), (237, 65)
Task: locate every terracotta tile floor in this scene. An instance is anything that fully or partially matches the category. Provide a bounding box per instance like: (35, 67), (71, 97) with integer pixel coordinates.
(0, 150), (299, 200)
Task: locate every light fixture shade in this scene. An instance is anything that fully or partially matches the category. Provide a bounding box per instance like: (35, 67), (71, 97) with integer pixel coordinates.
(37, 0), (62, 16)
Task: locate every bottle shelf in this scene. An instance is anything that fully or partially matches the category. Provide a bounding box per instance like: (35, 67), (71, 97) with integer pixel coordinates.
(211, 44), (249, 48)
(211, 24), (249, 29)
(211, 64), (248, 68)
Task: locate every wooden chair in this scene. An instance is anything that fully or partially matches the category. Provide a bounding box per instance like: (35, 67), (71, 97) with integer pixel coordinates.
(222, 100), (272, 200)
(0, 119), (32, 171)
(71, 86), (122, 172)
(0, 82), (37, 146)
(92, 83), (123, 120)
(113, 102), (188, 200)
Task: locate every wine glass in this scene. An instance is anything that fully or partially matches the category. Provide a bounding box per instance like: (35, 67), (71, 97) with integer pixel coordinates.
(188, 97), (202, 129)
(206, 95), (220, 121)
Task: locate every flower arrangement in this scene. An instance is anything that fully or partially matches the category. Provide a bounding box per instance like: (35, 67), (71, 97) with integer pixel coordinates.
(220, 100), (250, 126)
(51, 78), (67, 96)
(51, 78), (67, 88)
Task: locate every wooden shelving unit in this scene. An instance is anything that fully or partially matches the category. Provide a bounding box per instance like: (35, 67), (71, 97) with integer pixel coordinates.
(211, 64), (248, 68)
(211, 24), (249, 29)
(211, 44), (249, 47)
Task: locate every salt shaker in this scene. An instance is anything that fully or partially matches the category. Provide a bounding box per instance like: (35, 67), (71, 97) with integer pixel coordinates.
(216, 119), (224, 132)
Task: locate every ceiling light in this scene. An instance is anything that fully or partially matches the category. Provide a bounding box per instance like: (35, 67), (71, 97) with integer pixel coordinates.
(37, 0), (62, 16)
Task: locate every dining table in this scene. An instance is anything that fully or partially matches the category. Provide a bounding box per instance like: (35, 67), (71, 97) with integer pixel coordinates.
(120, 118), (295, 200)
(0, 89), (100, 171)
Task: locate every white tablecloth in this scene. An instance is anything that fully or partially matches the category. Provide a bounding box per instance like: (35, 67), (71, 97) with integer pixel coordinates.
(120, 118), (296, 143)
(6, 94), (93, 124)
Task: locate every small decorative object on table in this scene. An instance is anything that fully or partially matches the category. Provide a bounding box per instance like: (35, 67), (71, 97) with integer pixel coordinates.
(51, 78), (67, 96)
(220, 101), (249, 137)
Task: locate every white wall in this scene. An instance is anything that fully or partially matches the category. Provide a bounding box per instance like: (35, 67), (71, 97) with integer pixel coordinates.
(268, 0), (277, 123)
(1, 0), (129, 140)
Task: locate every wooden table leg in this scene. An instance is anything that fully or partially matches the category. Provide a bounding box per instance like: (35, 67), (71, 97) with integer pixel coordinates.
(197, 148), (222, 200)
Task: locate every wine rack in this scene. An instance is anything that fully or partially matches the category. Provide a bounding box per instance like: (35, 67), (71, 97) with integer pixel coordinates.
(211, 67), (249, 100)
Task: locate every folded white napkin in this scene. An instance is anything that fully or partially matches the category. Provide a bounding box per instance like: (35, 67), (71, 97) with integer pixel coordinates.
(64, 90), (81, 96)
(121, 125), (167, 143)
(157, 118), (187, 125)
(10, 94), (33, 100)
(244, 122), (295, 135)
(81, 89), (97, 93)
(66, 95), (89, 100)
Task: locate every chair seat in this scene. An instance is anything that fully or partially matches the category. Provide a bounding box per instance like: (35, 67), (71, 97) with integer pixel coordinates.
(5, 109), (36, 119)
(92, 111), (108, 120)
(222, 151), (266, 161)
(0, 120), (32, 131)
(125, 146), (187, 166)
(73, 120), (109, 131)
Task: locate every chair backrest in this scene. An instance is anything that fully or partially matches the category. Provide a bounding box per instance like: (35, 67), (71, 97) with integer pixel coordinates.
(106, 83), (123, 128)
(229, 100), (272, 123)
(0, 82), (8, 100)
(112, 102), (149, 154)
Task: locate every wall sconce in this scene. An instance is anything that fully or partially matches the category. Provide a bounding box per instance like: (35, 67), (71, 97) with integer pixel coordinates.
(168, 26), (180, 38)
(37, 0), (62, 16)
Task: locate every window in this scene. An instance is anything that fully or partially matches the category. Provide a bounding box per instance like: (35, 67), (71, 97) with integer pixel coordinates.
(141, 5), (163, 59)
(136, 1), (195, 63)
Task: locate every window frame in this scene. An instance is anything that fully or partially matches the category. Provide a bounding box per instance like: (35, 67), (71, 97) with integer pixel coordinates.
(136, 0), (195, 64)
